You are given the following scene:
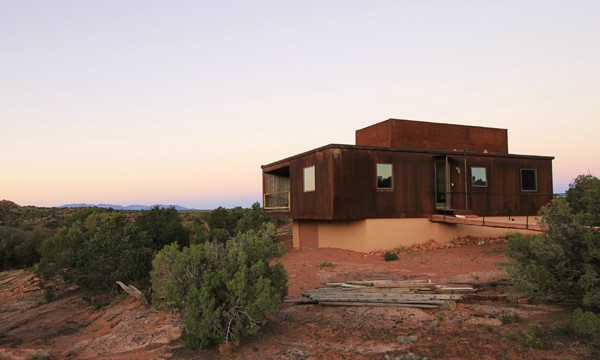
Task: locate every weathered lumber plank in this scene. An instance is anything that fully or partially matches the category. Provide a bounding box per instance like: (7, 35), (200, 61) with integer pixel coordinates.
(116, 281), (149, 307)
(308, 297), (447, 305)
(448, 280), (510, 287)
(307, 293), (463, 301)
(284, 297), (318, 304)
(298, 278), (473, 308)
(373, 283), (436, 289)
(318, 302), (439, 308)
(465, 293), (509, 301)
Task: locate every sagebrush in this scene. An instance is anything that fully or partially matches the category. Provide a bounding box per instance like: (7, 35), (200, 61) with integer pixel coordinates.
(151, 224), (288, 349)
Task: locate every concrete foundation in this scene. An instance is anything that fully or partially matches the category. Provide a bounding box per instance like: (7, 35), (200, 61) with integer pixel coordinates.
(292, 216), (543, 252)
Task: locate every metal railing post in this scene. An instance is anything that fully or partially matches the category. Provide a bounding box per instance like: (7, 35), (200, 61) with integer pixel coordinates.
(482, 192), (486, 225)
(526, 193), (530, 229)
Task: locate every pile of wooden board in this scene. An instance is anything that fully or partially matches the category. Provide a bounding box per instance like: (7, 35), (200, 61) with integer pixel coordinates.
(286, 280), (475, 308)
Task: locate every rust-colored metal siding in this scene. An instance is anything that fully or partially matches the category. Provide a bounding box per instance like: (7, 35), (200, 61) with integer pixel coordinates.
(356, 119), (509, 154)
(263, 145), (553, 220)
(287, 149), (334, 220)
(465, 156), (553, 216)
(330, 147), (436, 219)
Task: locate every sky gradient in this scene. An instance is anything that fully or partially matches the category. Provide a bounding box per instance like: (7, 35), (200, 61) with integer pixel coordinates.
(2, 1), (599, 209)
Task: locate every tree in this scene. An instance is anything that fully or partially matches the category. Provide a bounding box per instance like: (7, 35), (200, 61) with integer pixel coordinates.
(206, 206), (237, 238)
(506, 174), (600, 308)
(151, 224), (288, 349)
(565, 173), (600, 226)
(235, 202), (275, 234)
(38, 210), (153, 295)
(0, 226), (45, 270)
(72, 212), (153, 293)
(200, 204), (276, 244)
(135, 206), (189, 250)
(37, 222), (87, 281)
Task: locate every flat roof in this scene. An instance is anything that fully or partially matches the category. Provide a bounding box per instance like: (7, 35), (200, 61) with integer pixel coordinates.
(261, 143), (554, 169)
(355, 118), (508, 133)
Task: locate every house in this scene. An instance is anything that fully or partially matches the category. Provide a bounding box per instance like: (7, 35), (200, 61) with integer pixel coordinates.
(261, 119), (554, 252)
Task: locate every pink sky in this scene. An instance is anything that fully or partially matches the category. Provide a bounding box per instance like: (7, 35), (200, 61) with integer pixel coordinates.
(1, 1), (599, 209)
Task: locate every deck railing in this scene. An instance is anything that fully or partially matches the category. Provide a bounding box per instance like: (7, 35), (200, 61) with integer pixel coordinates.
(432, 190), (563, 229)
(263, 191), (290, 211)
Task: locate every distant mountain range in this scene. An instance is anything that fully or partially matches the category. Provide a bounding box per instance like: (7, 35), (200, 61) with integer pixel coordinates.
(58, 203), (194, 211)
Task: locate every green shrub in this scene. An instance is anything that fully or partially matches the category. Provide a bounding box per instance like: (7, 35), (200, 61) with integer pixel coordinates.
(37, 222), (86, 281)
(135, 206), (189, 250)
(499, 311), (521, 324)
(565, 173), (600, 225)
(318, 261), (335, 269)
(383, 251), (399, 261)
(384, 354), (427, 360)
(37, 210), (153, 295)
(189, 223), (210, 245)
(235, 202), (276, 234)
(521, 324), (545, 349)
(43, 286), (55, 303)
(192, 203), (276, 245)
(207, 227), (230, 243)
(151, 224), (288, 348)
(206, 206), (237, 238)
(71, 213), (152, 293)
(506, 174), (600, 307)
(31, 351), (50, 360)
(506, 174), (600, 356)
(0, 226), (45, 270)
(571, 309), (600, 358)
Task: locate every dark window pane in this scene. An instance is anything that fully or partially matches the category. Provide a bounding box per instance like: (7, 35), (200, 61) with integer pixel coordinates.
(377, 163), (393, 189)
(521, 169), (537, 191)
(471, 167), (487, 187)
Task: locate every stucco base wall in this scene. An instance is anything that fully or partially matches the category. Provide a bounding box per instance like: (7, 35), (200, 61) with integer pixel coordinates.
(294, 218), (457, 252)
(293, 216), (543, 252)
(292, 221), (300, 248)
(456, 216), (543, 238)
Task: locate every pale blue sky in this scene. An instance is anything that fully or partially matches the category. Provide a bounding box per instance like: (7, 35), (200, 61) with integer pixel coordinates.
(2, 1), (599, 209)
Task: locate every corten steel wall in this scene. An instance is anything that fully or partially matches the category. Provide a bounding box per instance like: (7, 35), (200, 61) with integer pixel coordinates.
(330, 147), (436, 219)
(294, 150), (333, 219)
(263, 148), (336, 220)
(356, 119), (509, 154)
(263, 145), (553, 220)
(464, 155), (554, 216)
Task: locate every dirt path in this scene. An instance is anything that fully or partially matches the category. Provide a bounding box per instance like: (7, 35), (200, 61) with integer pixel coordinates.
(0, 240), (587, 359)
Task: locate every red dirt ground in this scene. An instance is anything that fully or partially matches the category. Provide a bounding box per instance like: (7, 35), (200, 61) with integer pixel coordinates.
(0, 238), (588, 359)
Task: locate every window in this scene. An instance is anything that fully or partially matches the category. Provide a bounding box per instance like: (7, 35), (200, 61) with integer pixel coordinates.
(376, 163), (393, 189)
(303, 166), (315, 192)
(471, 167), (487, 187)
(521, 169), (537, 191)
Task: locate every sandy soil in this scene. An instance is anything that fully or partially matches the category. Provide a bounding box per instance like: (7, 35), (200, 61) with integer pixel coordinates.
(0, 238), (587, 359)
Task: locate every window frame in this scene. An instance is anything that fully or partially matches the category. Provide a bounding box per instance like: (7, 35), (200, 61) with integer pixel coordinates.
(303, 165), (316, 192)
(376, 163), (394, 190)
(520, 169), (538, 192)
(470, 166), (488, 188)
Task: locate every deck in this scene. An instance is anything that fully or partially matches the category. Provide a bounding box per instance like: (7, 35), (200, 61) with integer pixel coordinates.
(429, 214), (546, 232)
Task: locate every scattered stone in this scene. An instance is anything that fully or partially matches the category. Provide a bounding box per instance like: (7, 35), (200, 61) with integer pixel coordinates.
(398, 335), (418, 344)
(385, 353), (428, 360)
